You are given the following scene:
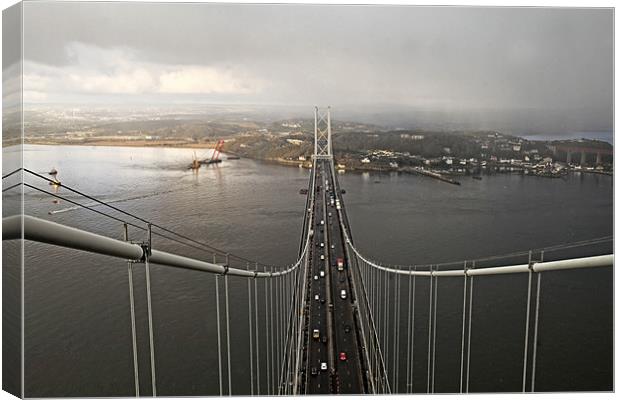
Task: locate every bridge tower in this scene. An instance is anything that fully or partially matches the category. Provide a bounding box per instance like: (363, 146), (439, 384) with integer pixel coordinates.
(313, 106), (333, 160)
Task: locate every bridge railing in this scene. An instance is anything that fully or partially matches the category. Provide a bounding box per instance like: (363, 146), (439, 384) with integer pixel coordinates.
(337, 212), (612, 393)
(320, 155), (613, 394)
(3, 166), (317, 397)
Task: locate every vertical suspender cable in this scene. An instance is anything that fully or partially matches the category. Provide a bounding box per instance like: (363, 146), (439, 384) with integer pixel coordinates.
(431, 270), (438, 393)
(531, 250), (544, 392)
(215, 267), (223, 397)
(124, 224), (140, 397)
(288, 268), (294, 394)
(270, 266), (275, 393)
(465, 261), (475, 393)
(459, 261), (468, 393)
(384, 268), (389, 379)
(371, 262), (378, 393)
(381, 266), (386, 394)
(280, 273), (284, 391)
(410, 265), (417, 394)
(426, 266), (433, 394)
(285, 270), (290, 395)
(392, 273), (398, 390)
(281, 272), (286, 392)
(405, 265), (412, 393)
(264, 267), (271, 395)
(395, 273), (402, 392)
(254, 263), (261, 395)
(275, 272), (280, 393)
(369, 263), (376, 391)
(144, 224), (157, 397)
(224, 257), (232, 396)
(375, 263), (380, 392)
(376, 264), (381, 389)
(247, 264), (255, 396)
(383, 267), (388, 394)
(522, 251), (533, 392)
(127, 261), (140, 397)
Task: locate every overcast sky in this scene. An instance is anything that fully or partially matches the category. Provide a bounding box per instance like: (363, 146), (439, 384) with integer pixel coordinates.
(19, 3), (613, 133)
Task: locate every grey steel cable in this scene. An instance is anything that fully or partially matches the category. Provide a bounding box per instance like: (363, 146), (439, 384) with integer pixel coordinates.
(384, 268), (389, 381)
(274, 275), (279, 393)
(459, 261), (468, 393)
(431, 272), (438, 393)
(254, 268), (261, 395)
(22, 183), (253, 265)
(2, 167), (21, 180)
(224, 273), (232, 396)
(144, 225), (157, 397)
(531, 251), (544, 392)
(123, 224), (140, 397)
(215, 273), (223, 396)
(396, 273), (402, 392)
(2, 182), (21, 193)
(127, 261), (140, 397)
(392, 274), (398, 390)
(410, 265), (418, 393)
(269, 266), (275, 393)
(406, 265), (413, 393)
(465, 262), (475, 393)
(23, 168), (276, 268)
(426, 265), (433, 394)
(247, 273), (254, 396)
(522, 251), (533, 392)
(264, 267), (271, 394)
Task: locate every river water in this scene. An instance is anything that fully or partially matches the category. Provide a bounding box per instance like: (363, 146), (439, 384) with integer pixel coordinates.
(8, 144), (613, 396)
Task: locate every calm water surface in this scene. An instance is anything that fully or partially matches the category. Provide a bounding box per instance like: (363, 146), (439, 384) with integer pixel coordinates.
(8, 145), (613, 396)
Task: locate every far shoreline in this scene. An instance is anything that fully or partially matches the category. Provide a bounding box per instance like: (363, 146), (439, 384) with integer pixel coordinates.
(21, 140), (614, 183)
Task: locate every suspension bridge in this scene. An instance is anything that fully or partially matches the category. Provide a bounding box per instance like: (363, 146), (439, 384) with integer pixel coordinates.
(2, 107), (613, 396)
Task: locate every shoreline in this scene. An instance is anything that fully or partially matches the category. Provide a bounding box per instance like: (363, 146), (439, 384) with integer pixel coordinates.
(22, 141), (613, 184)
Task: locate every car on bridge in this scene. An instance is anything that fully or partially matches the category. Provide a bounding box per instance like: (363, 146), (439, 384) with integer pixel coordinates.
(340, 289), (347, 299)
(313, 329), (320, 339)
(337, 258), (344, 270)
(339, 352), (347, 361)
(320, 362), (328, 371)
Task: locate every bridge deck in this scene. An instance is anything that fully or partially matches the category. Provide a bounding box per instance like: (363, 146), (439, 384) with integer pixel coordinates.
(303, 160), (367, 394)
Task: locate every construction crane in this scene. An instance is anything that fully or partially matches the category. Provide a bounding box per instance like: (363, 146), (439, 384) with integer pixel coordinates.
(203, 139), (224, 165)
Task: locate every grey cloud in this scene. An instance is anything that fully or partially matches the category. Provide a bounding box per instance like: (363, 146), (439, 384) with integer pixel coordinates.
(20, 3), (613, 133)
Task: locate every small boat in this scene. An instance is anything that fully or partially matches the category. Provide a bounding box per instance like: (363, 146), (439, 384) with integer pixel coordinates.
(472, 176), (482, 180)
(189, 151), (201, 170)
(299, 188), (309, 195)
(226, 156), (240, 160)
(49, 168), (58, 176)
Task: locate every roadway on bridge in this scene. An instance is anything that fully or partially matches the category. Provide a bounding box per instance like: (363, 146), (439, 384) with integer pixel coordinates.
(304, 160), (365, 394)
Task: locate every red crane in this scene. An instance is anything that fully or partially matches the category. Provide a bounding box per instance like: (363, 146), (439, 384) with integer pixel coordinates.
(204, 140), (225, 164)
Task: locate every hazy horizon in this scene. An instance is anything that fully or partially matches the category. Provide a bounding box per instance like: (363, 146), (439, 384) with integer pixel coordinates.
(9, 3), (614, 137)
